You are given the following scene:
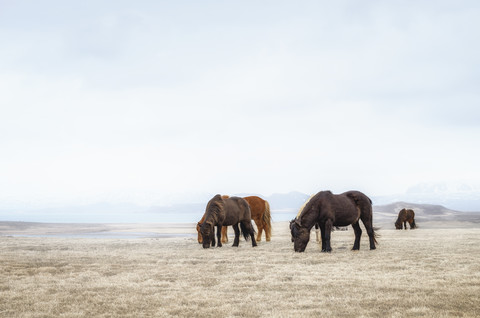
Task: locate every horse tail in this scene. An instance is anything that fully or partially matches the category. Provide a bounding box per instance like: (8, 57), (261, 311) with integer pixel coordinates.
(411, 218), (417, 229)
(239, 222), (252, 241)
(372, 226), (380, 244)
(263, 201), (272, 240)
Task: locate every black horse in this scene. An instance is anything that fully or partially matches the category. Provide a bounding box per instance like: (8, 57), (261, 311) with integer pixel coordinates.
(199, 195), (257, 248)
(290, 190), (378, 253)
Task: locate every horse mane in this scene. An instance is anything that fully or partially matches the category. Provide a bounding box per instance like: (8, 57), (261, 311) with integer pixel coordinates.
(296, 194), (316, 219)
(296, 191), (334, 224)
(204, 194), (225, 224)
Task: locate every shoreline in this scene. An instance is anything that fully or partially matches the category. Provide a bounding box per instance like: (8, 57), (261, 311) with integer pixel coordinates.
(1, 219), (479, 239)
(0, 221), (199, 238)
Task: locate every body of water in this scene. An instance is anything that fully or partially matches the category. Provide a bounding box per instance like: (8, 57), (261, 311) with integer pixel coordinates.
(6, 232), (196, 239)
(0, 211), (297, 224)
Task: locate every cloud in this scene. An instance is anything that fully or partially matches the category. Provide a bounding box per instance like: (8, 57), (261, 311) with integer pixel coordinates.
(1, 1), (480, 205)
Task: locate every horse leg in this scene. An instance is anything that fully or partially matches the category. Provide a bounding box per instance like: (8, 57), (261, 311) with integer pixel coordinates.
(318, 223), (326, 251)
(216, 225), (222, 247)
(315, 223), (320, 243)
(211, 231), (216, 247)
(265, 222), (271, 242)
(232, 223), (240, 247)
(323, 219), (333, 252)
(403, 221), (407, 230)
(254, 219), (263, 242)
(360, 220), (377, 250)
(352, 221), (362, 250)
(221, 226), (228, 243)
(244, 220), (257, 247)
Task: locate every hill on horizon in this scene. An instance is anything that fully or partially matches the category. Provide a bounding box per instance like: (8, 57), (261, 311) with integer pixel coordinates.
(373, 202), (480, 228)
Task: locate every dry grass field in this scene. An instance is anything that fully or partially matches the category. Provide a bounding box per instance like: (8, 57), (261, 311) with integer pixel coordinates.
(1, 222), (479, 317)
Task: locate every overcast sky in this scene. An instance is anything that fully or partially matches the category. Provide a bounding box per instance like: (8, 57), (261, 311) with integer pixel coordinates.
(1, 1), (480, 206)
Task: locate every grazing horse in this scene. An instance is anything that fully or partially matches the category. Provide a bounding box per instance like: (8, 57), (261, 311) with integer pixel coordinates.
(197, 195), (230, 244)
(290, 190), (378, 253)
(197, 195), (271, 243)
(199, 195), (257, 248)
(395, 208), (416, 230)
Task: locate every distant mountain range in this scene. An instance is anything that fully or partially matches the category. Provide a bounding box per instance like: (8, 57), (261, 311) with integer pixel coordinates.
(373, 182), (480, 212)
(1, 188), (479, 224)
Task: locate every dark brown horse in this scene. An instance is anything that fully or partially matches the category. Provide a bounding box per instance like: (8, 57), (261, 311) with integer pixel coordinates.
(199, 195), (257, 248)
(290, 190), (378, 253)
(197, 195), (271, 243)
(395, 208), (416, 229)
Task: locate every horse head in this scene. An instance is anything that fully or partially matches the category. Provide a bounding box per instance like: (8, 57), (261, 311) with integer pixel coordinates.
(200, 221), (214, 248)
(289, 218), (302, 242)
(290, 219), (310, 252)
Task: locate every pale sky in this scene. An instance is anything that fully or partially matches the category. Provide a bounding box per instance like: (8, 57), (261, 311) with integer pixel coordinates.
(1, 1), (479, 207)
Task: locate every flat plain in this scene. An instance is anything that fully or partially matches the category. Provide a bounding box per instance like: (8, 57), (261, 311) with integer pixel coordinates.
(1, 221), (479, 317)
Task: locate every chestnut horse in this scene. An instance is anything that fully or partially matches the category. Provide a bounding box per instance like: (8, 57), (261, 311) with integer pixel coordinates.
(395, 208), (416, 229)
(197, 195), (271, 243)
(199, 195), (257, 248)
(290, 190), (378, 253)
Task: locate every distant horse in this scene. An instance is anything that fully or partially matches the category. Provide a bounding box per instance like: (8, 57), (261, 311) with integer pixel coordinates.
(290, 190), (378, 253)
(395, 208), (416, 230)
(290, 195), (320, 243)
(197, 195), (271, 243)
(199, 195), (257, 248)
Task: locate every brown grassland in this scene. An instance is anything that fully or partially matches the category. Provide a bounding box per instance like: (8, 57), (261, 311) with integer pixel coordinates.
(1, 222), (479, 317)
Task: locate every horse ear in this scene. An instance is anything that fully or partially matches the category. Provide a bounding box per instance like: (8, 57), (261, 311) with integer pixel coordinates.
(295, 218), (302, 227)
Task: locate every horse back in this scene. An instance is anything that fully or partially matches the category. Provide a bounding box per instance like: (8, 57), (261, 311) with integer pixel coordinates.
(397, 208), (414, 222)
(344, 191), (372, 212)
(327, 194), (362, 226)
(223, 197), (251, 226)
(406, 209), (415, 221)
(243, 196), (265, 220)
